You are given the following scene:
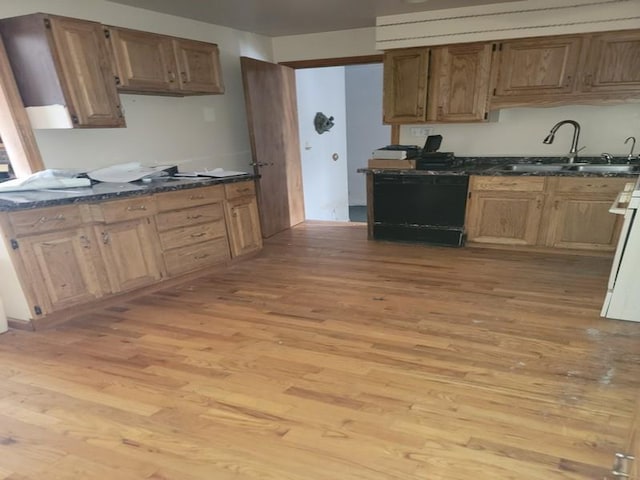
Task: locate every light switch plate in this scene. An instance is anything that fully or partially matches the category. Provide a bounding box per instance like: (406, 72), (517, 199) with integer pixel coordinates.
(410, 126), (432, 137)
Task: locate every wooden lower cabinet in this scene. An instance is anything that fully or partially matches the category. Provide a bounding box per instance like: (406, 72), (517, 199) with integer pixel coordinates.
(16, 227), (104, 314)
(225, 195), (262, 257)
(466, 175), (630, 251)
(466, 191), (544, 245)
(95, 218), (163, 293)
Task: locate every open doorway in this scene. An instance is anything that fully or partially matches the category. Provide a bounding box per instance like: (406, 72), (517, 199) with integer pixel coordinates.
(294, 63), (389, 223)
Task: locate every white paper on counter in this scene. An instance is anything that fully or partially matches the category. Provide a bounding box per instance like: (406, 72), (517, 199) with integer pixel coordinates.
(0, 169), (90, 192)
(88, 162), (175, 183)
(175, 168), (248, 178)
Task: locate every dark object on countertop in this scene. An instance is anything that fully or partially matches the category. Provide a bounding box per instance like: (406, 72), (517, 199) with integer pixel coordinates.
(416, 152), (461, 170)
(423, 135), (443, 153)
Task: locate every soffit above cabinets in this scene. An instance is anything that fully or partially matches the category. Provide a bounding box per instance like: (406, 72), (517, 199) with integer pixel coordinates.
(376, 0), (640, 49)
(106, 0), (515, 37)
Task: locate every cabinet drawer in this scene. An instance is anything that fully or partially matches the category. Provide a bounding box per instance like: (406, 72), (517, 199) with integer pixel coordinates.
(9, 204), (85, 236)
(96, 197), (157, 224)
(470, 176), (545, 192)
(156, 203), (224, 232)
(159, 219), (226, 251)
(549, 177), (630, 194)
(163, 236), (230, 276)
(156, 185), (224, 212)
(224, 181), (256, 199)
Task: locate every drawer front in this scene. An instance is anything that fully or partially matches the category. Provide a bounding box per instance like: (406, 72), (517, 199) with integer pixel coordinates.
(159, 219), (226, 251)
(224, 181), (256, 199)
(470, 176), (545, 192)
(156, 185), (224, 212)
(156, 203), (224, 232)
(550, 177), (630, 194)
(98, 197), (158, 224)
(163, 236), (230, 276)
(9, 204), (85, 236)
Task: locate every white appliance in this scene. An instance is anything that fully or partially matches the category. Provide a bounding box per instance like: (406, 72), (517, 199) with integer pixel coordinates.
(602, 177), (640, 322)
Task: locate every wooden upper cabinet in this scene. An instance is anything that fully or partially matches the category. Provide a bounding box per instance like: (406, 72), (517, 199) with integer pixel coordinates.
(107, 27), (179, 93)
(0, 14), (124, 128)
(491, 36), (582, 101)
(383, 48), (430, 123)
(428, 42), (493, 122)
(174, 39), (225, 94)
(580, 30), (640, 94)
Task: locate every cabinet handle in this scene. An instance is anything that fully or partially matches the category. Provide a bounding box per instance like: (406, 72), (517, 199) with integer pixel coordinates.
(79, 235), (90, 249)
(126, 205), (147, 212)
(584, 73), (593, 86)
(36, 214), (65, 224)
(190, 232), (206, 238)
(194, 253), (209, 260)
(187, 214), (204, 220)
(180, 71), (188, 83)
(238, 188), (251, 193)
(564, 75), (572, 87)
(102, 232), (110, 245)
(536, 199), (542, 209)
(189, 195), (205, 200)
(554, 200), (560, 210)
(168, 71), (176, 83)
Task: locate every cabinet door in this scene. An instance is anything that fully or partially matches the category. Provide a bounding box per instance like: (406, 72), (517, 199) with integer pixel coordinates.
(47, 16), (124, 127)
(581, 30), (640, 94)
(543, 194), (622, 250)
(225, 196), (262, 257)
(174, 39), (224, 94)
(96, 218), (163, 293)
(492, 36), (582, 100)
(383, 48), (430, 123)
(429, 43), (493, 122)
(18, 227), (103, 314)
(108, 27), (179, 93)
(466, 191), (545, 245)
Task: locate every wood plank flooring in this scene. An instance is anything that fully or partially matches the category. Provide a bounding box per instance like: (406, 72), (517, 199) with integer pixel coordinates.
(0, 221), (639, 479)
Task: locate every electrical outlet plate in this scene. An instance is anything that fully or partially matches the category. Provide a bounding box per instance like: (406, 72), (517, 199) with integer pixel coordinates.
(410, 126), (432, 137)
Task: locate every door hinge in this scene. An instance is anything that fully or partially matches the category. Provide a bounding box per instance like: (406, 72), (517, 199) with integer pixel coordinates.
(10, 239), (18, 250)
(468, 191), (472, 199)
(34, 306), (42, 315)
(104, 28), (111, 39)
(43, 18), (51, 29)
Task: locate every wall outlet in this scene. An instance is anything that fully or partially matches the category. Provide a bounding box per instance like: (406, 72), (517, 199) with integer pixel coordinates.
(410, 127), (432, 137)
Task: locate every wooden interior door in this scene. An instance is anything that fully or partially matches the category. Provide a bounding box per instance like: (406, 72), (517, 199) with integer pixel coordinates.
(240, 57), (305, 238)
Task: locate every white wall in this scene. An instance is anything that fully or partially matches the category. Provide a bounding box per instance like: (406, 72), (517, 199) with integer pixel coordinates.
(296, 67), (349, 222)
(273, 27), (379, 63)
(0, 0), (274, 172)
(345, 64), (389, 206)
(399, 104), (640, 157)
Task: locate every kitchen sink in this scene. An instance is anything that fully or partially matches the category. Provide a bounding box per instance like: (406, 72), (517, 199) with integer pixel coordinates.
(501, 164), (569, 173)
(569, 164), (639, 173)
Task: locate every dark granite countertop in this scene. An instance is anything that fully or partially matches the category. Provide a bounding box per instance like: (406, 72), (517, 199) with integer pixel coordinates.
(0, 174), (257, 211)
(359, 156), (640, 178)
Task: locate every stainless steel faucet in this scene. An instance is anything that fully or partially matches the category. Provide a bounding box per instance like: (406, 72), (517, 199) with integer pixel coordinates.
(542, 120), (582, 163)
(625, 136), (637, 163)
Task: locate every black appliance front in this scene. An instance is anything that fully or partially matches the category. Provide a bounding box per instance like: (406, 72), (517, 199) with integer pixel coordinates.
(373, 174), (469, 247)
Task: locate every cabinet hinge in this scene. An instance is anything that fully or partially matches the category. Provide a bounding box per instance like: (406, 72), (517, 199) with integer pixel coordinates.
(34, 306), (42, 315)
(492, 43), (496, 52)
(484, 112), (488, 120)
(43, 18), (51, 29)
(468, 191), (472, 199)
(70, 115), (79, 125)
(499, 43), (503, 51)
(10, 239), (18, 250)
(104, 28), (111, 39)
(493, 88), (497, 96)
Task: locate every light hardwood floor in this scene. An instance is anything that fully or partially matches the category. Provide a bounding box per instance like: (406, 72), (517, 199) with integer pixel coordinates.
(0, 222), (638, 479)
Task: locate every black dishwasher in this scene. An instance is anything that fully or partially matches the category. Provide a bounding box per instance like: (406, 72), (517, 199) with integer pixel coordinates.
(373, 174), (469, 246)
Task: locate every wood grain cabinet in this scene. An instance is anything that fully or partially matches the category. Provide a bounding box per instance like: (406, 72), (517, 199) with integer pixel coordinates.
(224, 181), (263, 258)
(107, 27), (225, 95)
(466, 177), (546, 245)
(491, 36), (582, 104)
(466, 176), (630, 251)
(428, 42), (493, 122)
(0, 13), (125, 128)
(541, 177), (628, 251)
(92, 197), (163, 293)
(383, 48), (430, 123)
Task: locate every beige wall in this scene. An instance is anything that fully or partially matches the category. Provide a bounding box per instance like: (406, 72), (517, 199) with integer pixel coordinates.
(0, 0), (274, 172)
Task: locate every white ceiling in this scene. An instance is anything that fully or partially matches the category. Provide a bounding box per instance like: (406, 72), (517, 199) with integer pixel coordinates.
(106, 0), (515, 37)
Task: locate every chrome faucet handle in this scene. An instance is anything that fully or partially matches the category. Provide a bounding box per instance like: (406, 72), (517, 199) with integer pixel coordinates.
(625, 136), (636, 163)
(601, 153), (613, 164)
